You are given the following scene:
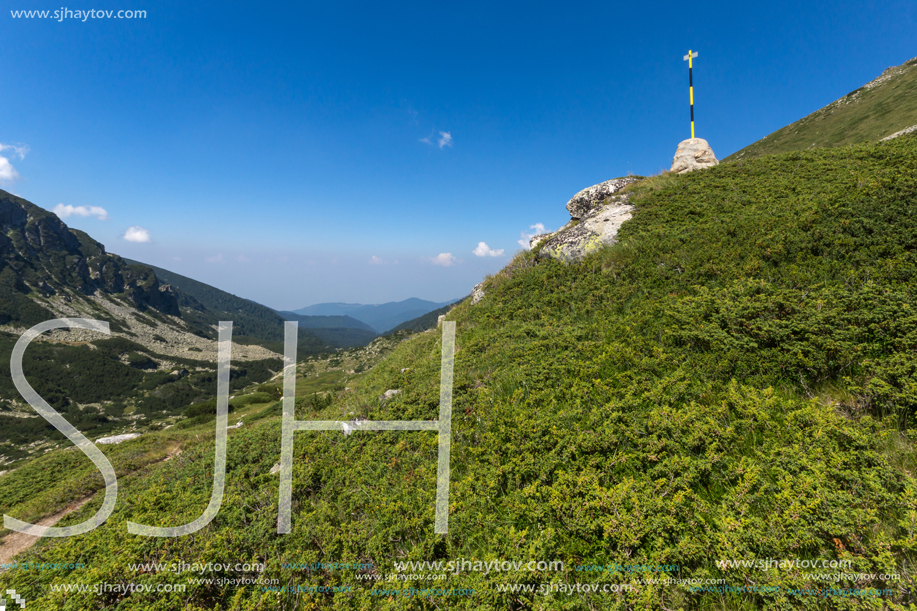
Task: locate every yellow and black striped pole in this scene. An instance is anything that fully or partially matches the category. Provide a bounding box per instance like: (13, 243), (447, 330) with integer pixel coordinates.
(683, 50), (698, 138)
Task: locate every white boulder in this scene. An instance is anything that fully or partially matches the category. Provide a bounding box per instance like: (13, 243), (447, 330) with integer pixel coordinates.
(671, 138), (718, 173)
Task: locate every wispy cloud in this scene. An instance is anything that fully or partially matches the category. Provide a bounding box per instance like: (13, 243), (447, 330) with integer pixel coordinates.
(369, 255), (388, 265)
(472, 241), (504, 257)
(426, 252), (457, 267)
(236, 254), (250, 263)
(205, 253), (224, 263)
(53, 203), (109, 221)
(123, 226), (152, 243)
(0, 144), (29, 159)
(420, 130), (453, 149)
(518, 223), (548, 249)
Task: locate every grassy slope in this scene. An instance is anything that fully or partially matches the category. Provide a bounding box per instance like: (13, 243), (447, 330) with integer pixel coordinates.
(725, 56), (917, 162)
(3, 135), (917, 610)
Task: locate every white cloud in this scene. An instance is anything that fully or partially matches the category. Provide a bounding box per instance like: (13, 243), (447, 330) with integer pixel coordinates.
(53, 203), (109, 221)
(123, 226), (151, 243)
(473, 241), (504, 257)
(236, 254), (250, 263)
(369, 255), (389, 265)
(0, 143), (28, 184)
(518, 223), (548, 249)
(205, 253), (224, 263)
(0, 157), (21, 183)
(426, 252), (457, 267)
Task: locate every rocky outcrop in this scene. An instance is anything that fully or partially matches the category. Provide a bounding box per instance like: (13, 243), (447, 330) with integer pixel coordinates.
(537, 193), (634, 263)
(531, 174), (641, 264)
(467, 175), (642, 295)
(565, 177), (640, 220)
(470, 281), (485, 305)
(0, 189), (180, 317)
(671, 138), (718, 173)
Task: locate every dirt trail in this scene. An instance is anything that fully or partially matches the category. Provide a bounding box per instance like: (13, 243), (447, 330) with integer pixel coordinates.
(0, 496), (93, 571)
(0, 443), (183, 570)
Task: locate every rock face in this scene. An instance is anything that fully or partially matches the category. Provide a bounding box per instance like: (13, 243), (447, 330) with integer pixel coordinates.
(531, 175), (641, 264)
(470, 281), (485, 305)
(537, 194), (634, 263)
(671, 138), (718, 173)
(0, 189), (180, 319)
(565, 176), (640, 220)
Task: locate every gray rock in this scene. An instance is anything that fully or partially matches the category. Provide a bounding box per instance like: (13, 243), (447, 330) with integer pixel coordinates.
(565, 177), (640, 220)
(437, 314), (446, 326)
(881, 124), (917, 141)
(470, 281), (485, 305)
(671, 138), (718, 173)
(96, 433), (141, 445)
(529, 233), (552, 249)
(379, 389), (401, 400)
(537, 194), (634, 263)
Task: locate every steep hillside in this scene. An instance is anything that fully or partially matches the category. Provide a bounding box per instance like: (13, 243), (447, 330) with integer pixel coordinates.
(0, 194), (326, 463)
(3, 135), (915, 609)
(124, 260), (331, 354)
(0, 189), (179, 327)
(725, 55), (917, 162)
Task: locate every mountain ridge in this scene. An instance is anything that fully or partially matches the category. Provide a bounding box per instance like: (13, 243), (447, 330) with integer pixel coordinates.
(294, 297), (462, 333)
(725, 55), (917, 162)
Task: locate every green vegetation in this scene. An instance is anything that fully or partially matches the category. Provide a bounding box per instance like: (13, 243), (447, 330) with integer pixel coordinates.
(0, 266), (56, 327)
(726, 56), (917, 162)
(0, 332), (282, 463)
(2, 136), (917, 609)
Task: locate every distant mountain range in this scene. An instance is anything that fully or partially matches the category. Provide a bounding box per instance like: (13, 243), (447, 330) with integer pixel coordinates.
(383, 302), (458, 335)
(293, 298), (461, 334)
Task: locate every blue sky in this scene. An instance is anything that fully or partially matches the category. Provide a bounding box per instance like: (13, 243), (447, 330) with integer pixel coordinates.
(2, 0), (914, 308)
